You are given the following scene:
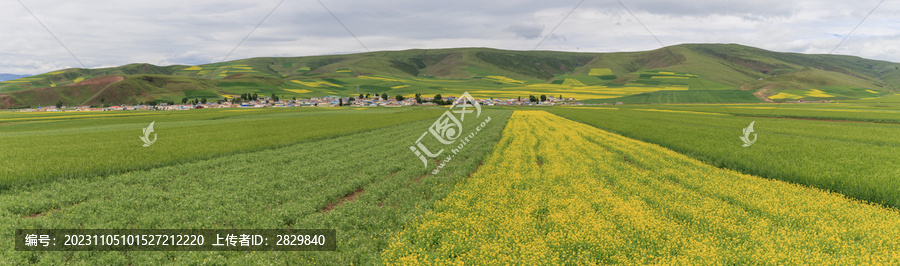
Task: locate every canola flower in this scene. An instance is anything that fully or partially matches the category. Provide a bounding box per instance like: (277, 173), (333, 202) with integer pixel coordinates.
(588, 68), (614, 76)
(290, 80), (342, 88)
(484, 76), (525, 84)
(806, 89), (834, 98)
(561, 78), (586, 86)
(383, 111), (900, 264)
(468, 85), (687, 100)
(283, 88), (313, 94)
(767, 92), (803, 99)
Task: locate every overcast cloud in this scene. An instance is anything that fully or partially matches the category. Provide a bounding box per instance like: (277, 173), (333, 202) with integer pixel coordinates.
(1, 0), (898, 75)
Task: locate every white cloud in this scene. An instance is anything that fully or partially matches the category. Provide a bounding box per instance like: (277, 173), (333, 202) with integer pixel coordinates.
(1, 0), (898, 75)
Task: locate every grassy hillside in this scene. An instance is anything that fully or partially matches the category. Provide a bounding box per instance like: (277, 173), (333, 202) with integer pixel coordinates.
(1, 44), (899, 108)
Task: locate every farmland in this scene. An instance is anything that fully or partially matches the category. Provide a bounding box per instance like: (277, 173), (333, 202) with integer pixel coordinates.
(1, 95), (900, 264)
(547, 104), (900, 208)
(0, 107), (445, 190)
(383, 111), (900, 264)
(0, 108), (513, 264)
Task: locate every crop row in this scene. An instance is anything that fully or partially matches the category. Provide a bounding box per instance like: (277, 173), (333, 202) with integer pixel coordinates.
(547, 106), (900, 208)
(0, 108), (444, 190)
(642, 103), (900, 123)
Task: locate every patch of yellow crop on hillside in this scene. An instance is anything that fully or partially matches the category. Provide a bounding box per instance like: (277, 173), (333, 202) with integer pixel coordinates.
(290, 80), (341, 87)
(284, 89), (313, 94)
(806, 89), (833, 97)
(391, 85), (409, 89)
(45, 70), (66, 75)
(588, 68), (614, 76)
(72, 77), (85, 83)
(866, 90), (880, 94)
(768, 93), (803, 99)
(651, 75), (689, 79)
(484, 76), (525, 84)
(562, 78), (586, 86)
(478, 84), (689, 100)
(183, 66), (202, 71)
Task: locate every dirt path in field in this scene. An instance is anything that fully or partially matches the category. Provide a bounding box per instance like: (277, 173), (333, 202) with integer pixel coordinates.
(321, 188), (364, 213)
(750, 86), (775, 103)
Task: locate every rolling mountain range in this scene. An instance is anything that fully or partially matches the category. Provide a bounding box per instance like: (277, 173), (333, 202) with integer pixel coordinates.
(1, 43), (898, 108)
(0, 74), (30, 82)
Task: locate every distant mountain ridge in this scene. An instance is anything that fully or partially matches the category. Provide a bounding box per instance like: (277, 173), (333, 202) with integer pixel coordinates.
(0, 73), (30, 82)
(0, 43), (898, 108)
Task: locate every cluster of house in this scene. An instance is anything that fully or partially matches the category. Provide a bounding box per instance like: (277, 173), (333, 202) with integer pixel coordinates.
(17, 95), (583, 112)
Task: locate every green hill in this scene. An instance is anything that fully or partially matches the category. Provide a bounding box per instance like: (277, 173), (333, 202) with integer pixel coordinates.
(1, 44), (898, 108)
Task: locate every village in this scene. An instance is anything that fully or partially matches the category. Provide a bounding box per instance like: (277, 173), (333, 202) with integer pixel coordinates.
(17, 94), (585, 112)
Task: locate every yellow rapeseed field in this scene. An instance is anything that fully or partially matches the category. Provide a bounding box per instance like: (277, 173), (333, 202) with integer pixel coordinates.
(768, 92), (803, 99)
(290, 80), (341, 87)
(806, 89), (834, 97)
(383, 111), (900, 264)
(561, 78), (586, 86)
(466, 84), (687, 100)
(484, 76), (525, 84)
(588, 68), (614, 76)
(283, 88), (313, 94)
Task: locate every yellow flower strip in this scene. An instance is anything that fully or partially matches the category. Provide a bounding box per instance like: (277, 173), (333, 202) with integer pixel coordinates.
(383, 110), (900, 264)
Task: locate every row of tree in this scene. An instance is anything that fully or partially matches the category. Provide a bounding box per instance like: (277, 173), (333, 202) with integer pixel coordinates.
(518, 95), (549, 103)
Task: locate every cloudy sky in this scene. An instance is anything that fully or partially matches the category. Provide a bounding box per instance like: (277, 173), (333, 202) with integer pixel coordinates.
(1, 0), (898, 75)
